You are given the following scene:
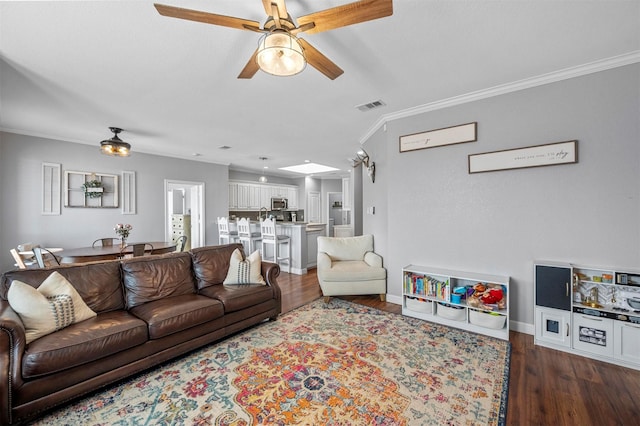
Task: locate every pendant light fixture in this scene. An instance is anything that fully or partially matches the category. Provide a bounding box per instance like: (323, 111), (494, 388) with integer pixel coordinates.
(100, 127), (131, 157)
(258, 156), (269, 183)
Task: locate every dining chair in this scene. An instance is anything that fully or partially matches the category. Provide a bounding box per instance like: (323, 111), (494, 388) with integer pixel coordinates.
(33, 247), (61, 268)
(121, 243), (154, 258)
(217, 217), (239, 245)
(176, 235), (188, 252)
(93, 238), (120, 248)
(237, 218), (261, 256)
(9, 248), (30, 269)
(260, 217), (291, 273)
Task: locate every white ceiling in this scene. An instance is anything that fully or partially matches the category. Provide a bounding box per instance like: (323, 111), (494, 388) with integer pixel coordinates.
(1, 1), (639, 178)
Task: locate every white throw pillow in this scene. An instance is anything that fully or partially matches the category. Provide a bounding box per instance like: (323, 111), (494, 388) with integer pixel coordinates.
(7, 271), (97, 344)
(223, 249), (266, 285)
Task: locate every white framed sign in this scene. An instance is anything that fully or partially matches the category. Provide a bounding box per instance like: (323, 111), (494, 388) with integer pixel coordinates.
(468, 140), (578, 174)
(399, 122), (477, 153)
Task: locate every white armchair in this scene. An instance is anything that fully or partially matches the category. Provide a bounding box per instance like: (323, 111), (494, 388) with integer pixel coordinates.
(317, 234), (387, 303)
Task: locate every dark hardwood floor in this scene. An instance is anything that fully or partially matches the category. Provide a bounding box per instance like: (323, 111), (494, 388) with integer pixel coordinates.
(277, 269), (640, 426)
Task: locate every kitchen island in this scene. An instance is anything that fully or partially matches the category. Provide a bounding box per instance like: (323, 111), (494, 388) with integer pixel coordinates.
(229, 219), (325, 274)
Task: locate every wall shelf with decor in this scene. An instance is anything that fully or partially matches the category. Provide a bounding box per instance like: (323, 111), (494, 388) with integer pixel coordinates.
(402, 265), (510, 340)
(535, 261), (640, 370)
(64, 171), (119, 208)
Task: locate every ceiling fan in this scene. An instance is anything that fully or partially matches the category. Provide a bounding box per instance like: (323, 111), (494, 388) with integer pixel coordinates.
(154, 0), (393, 80)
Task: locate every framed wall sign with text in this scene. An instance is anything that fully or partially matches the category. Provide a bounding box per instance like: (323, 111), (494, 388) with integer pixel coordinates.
(468, 140), (578, 174)
(399, 122), (477, 153)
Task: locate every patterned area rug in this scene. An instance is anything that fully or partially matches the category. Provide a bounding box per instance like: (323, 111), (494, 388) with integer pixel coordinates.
(32, 299), (510, 425)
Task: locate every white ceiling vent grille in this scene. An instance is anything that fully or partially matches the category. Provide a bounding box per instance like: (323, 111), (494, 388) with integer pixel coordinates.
(355, 99), (386, 112)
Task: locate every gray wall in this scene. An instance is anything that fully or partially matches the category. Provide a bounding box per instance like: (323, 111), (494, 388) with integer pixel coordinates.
(363, 64), (640, 329)
(0, 132), (229, 272)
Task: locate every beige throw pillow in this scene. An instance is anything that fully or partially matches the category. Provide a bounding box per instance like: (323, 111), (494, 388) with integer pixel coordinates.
(8, 271), (97, 343)
(223, 248), (266, 285)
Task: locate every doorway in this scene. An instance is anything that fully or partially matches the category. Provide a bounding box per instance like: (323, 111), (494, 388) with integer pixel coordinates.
(164, 180), (205, 249)
(325, 191), (345, 237)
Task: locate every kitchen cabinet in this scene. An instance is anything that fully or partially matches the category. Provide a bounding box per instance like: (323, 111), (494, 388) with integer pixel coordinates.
(229, 181), (298, 211)
(287, 187), (298, 209)
(229, 182), (238, 209)
(235, 183), (262, 210)
(534, 260), (640, 370)
(402, 265), (510, 340)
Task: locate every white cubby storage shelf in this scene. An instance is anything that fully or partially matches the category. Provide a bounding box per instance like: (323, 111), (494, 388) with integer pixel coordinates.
(402, 265), (510, 340)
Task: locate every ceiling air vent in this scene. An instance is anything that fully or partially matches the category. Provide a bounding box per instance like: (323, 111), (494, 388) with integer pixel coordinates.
(355, 99), (386, 112)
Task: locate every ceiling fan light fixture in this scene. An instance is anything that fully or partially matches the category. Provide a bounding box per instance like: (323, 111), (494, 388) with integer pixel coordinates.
(100, 127), (131, 157)
(256, 31), (306, 77)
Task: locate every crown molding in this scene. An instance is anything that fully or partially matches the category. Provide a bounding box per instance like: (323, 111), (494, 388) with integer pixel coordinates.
(359, 51), (640, 145)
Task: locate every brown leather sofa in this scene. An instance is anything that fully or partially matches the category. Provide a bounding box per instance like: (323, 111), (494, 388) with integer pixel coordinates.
(0, 243), (281, 425)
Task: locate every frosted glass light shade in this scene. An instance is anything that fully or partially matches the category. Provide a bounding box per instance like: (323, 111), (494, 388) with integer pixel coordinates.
(256, 32), (306, 77)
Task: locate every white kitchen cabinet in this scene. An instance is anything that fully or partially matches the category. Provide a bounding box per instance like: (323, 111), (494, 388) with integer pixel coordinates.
(236, 183), (262, 210)
(229, 180), (299, 211)
(260, 186), (272, 210)
(228, 183), (238, 209)
(287, 187), (298, 209)
(402, 265), (510, 340)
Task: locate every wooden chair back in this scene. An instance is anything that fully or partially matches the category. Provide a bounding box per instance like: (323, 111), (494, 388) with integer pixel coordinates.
(9, 249), (27, 269)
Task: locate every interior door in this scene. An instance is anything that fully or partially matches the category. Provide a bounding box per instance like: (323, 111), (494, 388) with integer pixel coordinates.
(307, 191), (321, 223)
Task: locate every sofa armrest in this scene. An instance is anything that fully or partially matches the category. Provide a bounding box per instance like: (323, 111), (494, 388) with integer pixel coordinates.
(0, 301), (27, 425)
(364, 251), (383, 268)
(317, 252), (332, 277)
(261, 261), (282, 306)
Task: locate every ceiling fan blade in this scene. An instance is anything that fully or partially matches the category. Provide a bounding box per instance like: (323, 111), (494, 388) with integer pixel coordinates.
(297, 0), (393, 35)
(262, 0), (288, 18)
(238, 49), (260, 79)
(154, 3), (261, 31)
(298, 39), (344, 80)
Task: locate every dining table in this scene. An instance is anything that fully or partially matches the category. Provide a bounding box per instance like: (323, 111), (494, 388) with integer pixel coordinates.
(59, 241), (177, 264)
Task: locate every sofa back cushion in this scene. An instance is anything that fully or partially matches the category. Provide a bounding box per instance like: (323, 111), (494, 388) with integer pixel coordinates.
(191, 244), (242, 290)
(121, 252), (196, 309)
(317, 235), (374, 261)
(1, 260), (124, 313)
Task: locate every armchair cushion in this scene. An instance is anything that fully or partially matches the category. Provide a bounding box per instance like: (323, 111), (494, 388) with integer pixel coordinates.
(317, 235), (374, 261)
(321, 260), (386, 282)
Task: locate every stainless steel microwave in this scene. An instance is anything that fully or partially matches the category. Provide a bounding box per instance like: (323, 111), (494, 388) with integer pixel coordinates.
(271, 197), (288, 210)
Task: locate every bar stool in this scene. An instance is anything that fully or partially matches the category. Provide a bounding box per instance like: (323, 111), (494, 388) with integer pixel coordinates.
(217, 217), (239, 245)
(237, 218), (261, 255)
(260, 217), (291, 273)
